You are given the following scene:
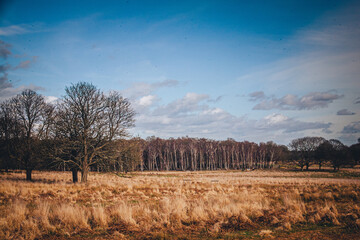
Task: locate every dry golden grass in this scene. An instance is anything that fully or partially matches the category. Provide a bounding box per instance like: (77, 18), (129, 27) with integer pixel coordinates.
(0, 169), (359, 239)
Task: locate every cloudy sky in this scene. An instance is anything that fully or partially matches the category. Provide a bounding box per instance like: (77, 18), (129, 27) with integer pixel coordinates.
(1, 0), (359, 145)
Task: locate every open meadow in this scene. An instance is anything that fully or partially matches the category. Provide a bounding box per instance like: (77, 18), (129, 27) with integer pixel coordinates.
(1, 169), (360, 239)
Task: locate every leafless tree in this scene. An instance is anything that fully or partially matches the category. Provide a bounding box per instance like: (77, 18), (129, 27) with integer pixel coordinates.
(56, 82), (135, 182)
(0, 100), (21, 171)
(289, 136), (325, 171)
(10, 90), (54, 180)
(327, 139), (350, 171)
(140, 137), (288, 171)
(112, 138), (142, 173)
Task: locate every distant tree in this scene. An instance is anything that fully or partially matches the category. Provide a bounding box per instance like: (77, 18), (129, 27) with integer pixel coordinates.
(327, 139), (351, 171)
(11, 90), (54, 180)
(56, 82), (135, 183)
(289, 137), (325, 171)
(265, 141), (278, 168)
(0, 100), (21, 171)
(275, 145), (290, 166)
(115, 138), (142, 173)
(349, 142), (360, 165)
(315, 141), (332, 170)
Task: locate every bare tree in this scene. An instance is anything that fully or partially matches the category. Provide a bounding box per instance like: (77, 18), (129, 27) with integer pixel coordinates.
(11, 90), (53, 180)
(289, 137), (325, 171)
(328, 139), (350, 171)
(56, 82), (135, 183)
(350, 142), (360, 166)
(315, 141), (331, 170)
(0, 100), (21, 171)
(115, 138), (142, 173)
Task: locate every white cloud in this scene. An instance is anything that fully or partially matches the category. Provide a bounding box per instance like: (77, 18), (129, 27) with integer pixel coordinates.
(138, 95), (157, 106)
(264, 113), (288, 124)
(153, 92), (209, 117)
(44, 96), (58, 104)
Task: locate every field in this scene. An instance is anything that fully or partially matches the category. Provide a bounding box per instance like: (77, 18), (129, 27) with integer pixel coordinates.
(0, 169), (360, 239)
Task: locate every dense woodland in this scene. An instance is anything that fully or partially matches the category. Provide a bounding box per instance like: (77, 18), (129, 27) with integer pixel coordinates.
(0, 83), (359, 183)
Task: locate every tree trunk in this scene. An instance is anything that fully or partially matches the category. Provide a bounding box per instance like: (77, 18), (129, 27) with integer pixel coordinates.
(26, 169), (32, 181)
(81, 167), (88, 182)
(81, 156), (89, 183)
(72, 168), (78, 183)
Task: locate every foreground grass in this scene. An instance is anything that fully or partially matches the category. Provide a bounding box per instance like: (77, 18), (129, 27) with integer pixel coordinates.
(0, 169), (359, 239)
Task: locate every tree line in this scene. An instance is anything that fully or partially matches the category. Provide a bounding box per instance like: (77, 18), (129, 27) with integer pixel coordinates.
(139, 136), (358, 172)
(140, 137), (288, 171)
(1, 83), (359, 183)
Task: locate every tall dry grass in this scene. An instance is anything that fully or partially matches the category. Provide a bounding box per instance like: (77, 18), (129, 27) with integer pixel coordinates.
(0, 170), (359, 239)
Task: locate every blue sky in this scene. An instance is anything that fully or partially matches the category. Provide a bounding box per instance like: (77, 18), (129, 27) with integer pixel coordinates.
(0, 0), (359, 145)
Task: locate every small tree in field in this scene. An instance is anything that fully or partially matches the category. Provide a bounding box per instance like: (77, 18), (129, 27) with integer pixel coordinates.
(56, 82), (135, 183)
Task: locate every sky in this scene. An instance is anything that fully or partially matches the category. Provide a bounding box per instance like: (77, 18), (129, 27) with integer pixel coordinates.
(0, 0), (359, 145)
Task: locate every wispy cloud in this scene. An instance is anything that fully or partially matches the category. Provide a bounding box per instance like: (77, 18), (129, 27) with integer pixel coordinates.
(249, 91), (342, 110)
(339, 121), (360, 144)
(0, 40), (11, 59)
(0, 24), (43, 36)
(337, 109), (356, 116)
(249, 91), (266, 101)
(0, 40), (42, 101)
(0, 84), (44, 102)
(122, 79), (180, 100)
(207, 95), (224, 103)
(341, 121), (360, 134)
(354, 97), (360, 104)
(13, 56), (38, 70)
(256, 113), (331, 133)
(0, 40), (12, 91)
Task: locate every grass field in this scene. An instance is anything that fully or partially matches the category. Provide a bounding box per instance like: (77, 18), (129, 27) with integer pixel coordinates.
(0, 169), (360, 239)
